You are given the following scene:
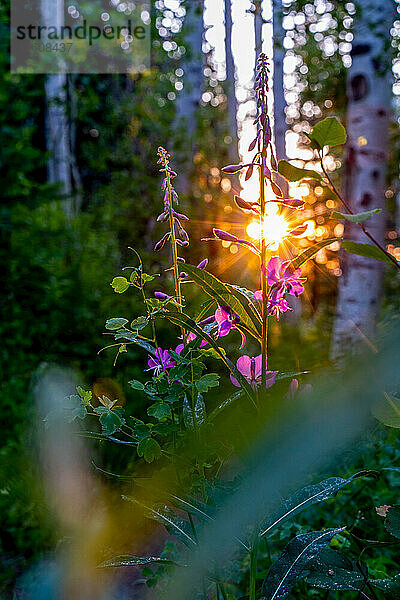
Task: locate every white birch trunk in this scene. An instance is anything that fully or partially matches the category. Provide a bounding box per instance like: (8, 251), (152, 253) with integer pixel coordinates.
(175, 0), (204, 194)
(253, 0), (263, 67)
(330, 0), (394, 361)
(224, 0), (238, 161)
(41, 0), (74, 218)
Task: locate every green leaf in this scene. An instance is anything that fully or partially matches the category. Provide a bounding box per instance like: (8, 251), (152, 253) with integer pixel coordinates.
(129, 379), (145, 391)
(384, 506), (400, 539)
(183, 264), (262, 342)
(290, 238), (339, 271)
(114, 335), (157, 357)
(207, 390), (245, 421)
(161, 310), (255, 406)
(183, 393), (206, 429)
(195, 373), (220, 394)
(111, 276), (130, 294)
(261, 528), (345, 600)
(309, 116), (346, 148)
(105, 318), (129, 331)
(304, 548), (365, 592)
(372, 393), (400, 428)
(99, 555), (181, 568)
(332, 208), (382, 224)
(259, 476), (360, 538)
(169, 494), (213, 522)
(278, 160), (322, 182)
(371, 575), (400, 599)
(130, 316), (149, 331)
(147, 402), (172, 419)
(76, 386), (92, 406)
(123, 497), (196, 547)
(137, 437), (162, 462)
(342, 241), (395, 265)
(94, 407), (125, 436)
(141, 273), (159, 282)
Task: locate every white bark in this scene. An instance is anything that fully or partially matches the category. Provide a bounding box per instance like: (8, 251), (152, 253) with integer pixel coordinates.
(253, 0), (263, 67)
(330, 0), (394, 361)
(41, 0), (75, 218)
(175, 0), (204, 194)
(224, 0), (239, 161)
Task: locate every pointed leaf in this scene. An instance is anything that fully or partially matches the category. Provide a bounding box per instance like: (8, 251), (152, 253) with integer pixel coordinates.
(332, 208), (382, 224)
(261, 528), (345, 600)
(99, 555), (181, 568)
(183, 264), (262, 341)
(278, 160), (322, 182)
(309, 117), (346, 148)
(304, 548), (365, 591)
(170, 494), (213, 521)
(342, 241), (396, 265)
(122, 497), (196, 547)
(372, 393), (400, 428)
(259, 476), (359, 538)
(183, 393), (206, 429)
(290, 238), (339, 270)
(371, 575), (400, 599)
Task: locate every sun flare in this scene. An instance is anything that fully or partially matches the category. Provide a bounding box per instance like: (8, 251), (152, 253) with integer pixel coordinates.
(246, 214), (289, 250)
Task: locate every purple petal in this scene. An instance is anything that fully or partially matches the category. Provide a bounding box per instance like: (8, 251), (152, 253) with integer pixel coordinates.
(215, 306), (230, 324)
(219, 320), (232, 337)
(230, 374), (241, 387)
(236, 355), (252, 378)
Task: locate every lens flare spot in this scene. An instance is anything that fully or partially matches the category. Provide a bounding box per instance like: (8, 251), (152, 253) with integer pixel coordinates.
(246, 214), (289, 248)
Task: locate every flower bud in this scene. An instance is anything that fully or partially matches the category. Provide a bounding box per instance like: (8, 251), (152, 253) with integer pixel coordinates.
(213, 229), (238, 242)
(271, 181), (283, 198)
(234, 195), (258, 212)
(289, 224), (308, 237)
(157, 211), (168, 222)
(154, 291), (170, 301)
(154, 232), (170, 251)
(221, 164), (245, 174)
(197, 258), (208, 270)
(280, 199), (305, 209)
(173, 210), (189, 221)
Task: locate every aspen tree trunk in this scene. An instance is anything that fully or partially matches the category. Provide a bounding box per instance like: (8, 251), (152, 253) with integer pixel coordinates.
(272, 0), (289, 199)
(253, 0), (263, 66)
(41, 0), (75, 219)
(175, 0), (204, 195)
(224, 0), (238, 161)
(330, 0), (394, 361)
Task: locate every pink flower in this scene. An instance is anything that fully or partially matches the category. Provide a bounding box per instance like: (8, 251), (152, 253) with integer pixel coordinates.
(147, 348), (176, 376)
(230, 355), (278, 390)
(254, 287), (291, 320)
(175, 332), (207, 355)
(263, 256), (306, 297)
(215, 305), (245, 348)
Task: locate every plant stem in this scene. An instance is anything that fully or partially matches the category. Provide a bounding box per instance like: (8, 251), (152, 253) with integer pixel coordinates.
(319, 153), (400, 271)
(249, 535), (259, 600)
(259, 160), (268, 391)
(165, 168), (184, 307)
(218, 583), (229, 600)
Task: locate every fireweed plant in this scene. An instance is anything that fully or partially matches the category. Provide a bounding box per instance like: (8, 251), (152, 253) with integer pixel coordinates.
(62, 54), (400, 599)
